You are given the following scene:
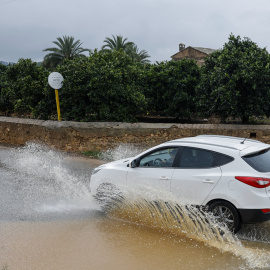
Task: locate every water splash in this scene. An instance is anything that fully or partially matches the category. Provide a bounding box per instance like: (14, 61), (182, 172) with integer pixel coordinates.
(97, 184), (270, 269)
(2, 142), (98, 216)
(99, 143), (144, 161)
(10, 142), (90, 198)
(239, 222), (270, 244)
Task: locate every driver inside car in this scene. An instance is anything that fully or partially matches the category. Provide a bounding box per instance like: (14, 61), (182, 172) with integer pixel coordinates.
(163, 148), (177, 167)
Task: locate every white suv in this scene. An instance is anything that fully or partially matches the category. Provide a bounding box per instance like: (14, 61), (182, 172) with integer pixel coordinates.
(90, 135), (270, 232)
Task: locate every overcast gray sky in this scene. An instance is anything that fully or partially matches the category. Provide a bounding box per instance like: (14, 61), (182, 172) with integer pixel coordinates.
(1, 0), (270, 63)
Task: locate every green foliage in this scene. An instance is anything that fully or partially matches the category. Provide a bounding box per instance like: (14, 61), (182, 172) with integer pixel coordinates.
(143, 59), (201, 119)
(43, 36), (91, 69)
(126, 45), (151, 64)
(85, 50), (146, 121)
(0, 64), (8, 111)
(82, 150), (101, 157)
(35, 50), (147, 121)
(0, 63), (7, 73)
(196, 34), (270, 122)
(0, 59), (49, 114)
(102, 35), (134, 51)
(4, 33), (270, 124)
(102, 35), (150, 64)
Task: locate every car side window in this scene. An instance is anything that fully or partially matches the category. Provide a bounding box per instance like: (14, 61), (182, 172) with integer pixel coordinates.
(138, 147), (179, 168)
(179, 147), (217, 168)
(214, 152), (234, 166)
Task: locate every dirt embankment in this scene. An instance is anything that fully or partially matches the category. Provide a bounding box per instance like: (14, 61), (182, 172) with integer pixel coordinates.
(1, 116), (270, 152)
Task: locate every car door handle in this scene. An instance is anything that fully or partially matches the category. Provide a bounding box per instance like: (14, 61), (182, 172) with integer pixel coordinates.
(203, 179), (215, 184)
(159, 176), (170, 181)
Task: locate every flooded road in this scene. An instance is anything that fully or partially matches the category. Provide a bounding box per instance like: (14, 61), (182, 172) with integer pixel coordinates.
(1, 143), (270, 269)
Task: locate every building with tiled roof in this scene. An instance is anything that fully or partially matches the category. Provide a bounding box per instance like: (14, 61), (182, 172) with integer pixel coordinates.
(171, 43), (217, 66)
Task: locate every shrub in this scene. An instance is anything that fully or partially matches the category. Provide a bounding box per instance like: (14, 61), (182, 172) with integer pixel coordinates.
(143, 59), (201, 119)
(1, 59), (49, 114)
(196, 34), (270, 123)
(37, 50), (147, 122)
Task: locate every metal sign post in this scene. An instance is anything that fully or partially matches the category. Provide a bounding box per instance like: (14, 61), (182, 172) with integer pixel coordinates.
(48, 72), (64, 121)
(54, 89), (61, 121)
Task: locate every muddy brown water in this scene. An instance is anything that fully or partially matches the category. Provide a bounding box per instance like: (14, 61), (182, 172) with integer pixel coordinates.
(1, 143), (270, 270)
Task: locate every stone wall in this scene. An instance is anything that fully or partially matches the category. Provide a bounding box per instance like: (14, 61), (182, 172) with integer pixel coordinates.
(1, 116), (270, 152)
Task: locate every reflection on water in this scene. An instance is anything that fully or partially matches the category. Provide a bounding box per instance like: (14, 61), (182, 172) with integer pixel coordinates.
(0, 218), (247, 270)
(1, 143), (270, 269)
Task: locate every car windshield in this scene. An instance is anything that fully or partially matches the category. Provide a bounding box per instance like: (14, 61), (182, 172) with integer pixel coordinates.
(242, 148), (270, 172)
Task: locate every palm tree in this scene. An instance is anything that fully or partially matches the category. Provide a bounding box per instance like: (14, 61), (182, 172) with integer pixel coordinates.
(101, 35), (134, 51)
(102, 35), (150, 64)
(43, 36), (91, 69)
(127, 45), (150, 64)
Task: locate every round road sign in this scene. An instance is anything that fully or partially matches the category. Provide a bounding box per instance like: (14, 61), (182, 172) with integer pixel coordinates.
(48, 72), (64, 89)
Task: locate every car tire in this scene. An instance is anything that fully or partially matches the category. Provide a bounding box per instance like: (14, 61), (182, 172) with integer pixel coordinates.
(208, 200), (241, 233)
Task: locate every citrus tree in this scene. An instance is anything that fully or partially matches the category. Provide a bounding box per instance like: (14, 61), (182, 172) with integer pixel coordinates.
(196, 34), (270, 122)
(143, 59), (201, 119)
(1, 59), (49, 114)
(36, 50), (146, 121)
(0, 63), (9, 111)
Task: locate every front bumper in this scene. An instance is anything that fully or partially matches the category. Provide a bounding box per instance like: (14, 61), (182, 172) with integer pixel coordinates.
(238, 209), (270, 224)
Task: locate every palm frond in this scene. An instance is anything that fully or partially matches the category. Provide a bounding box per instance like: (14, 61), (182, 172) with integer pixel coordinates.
(42, 35), (90, 68)
(102, 35), (134, 51)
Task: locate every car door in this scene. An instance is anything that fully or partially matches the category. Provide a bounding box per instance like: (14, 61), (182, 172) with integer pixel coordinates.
(171, 147), (222, 205)
(126, 147), (180, 192)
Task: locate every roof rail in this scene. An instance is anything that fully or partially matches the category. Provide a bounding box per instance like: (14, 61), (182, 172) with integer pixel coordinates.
(170, 140), (239, 150)
(196, 135), (261, 143)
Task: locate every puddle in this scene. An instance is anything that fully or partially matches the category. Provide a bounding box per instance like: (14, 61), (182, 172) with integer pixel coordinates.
(1, 143), (270, 269)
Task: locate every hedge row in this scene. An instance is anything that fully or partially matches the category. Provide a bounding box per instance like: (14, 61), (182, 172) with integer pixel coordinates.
(1, 35), (270, 123)
(0, 50), (200, 122)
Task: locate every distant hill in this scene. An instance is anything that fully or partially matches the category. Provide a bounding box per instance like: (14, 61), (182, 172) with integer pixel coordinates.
(0, 61), (42, 66)
(0, 61), (12, 66)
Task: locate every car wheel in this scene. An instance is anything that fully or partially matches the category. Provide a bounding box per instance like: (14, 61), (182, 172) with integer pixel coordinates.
(208, 200), (241, 233)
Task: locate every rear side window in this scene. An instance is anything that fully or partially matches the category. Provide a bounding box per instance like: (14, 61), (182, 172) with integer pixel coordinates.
(242, 148), (270, 172)
(179, 147), (217, 168)
(214, 153), (234, 166)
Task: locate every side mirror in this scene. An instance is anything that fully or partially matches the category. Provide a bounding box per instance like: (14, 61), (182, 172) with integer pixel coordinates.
(130, 158), (139, 168)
